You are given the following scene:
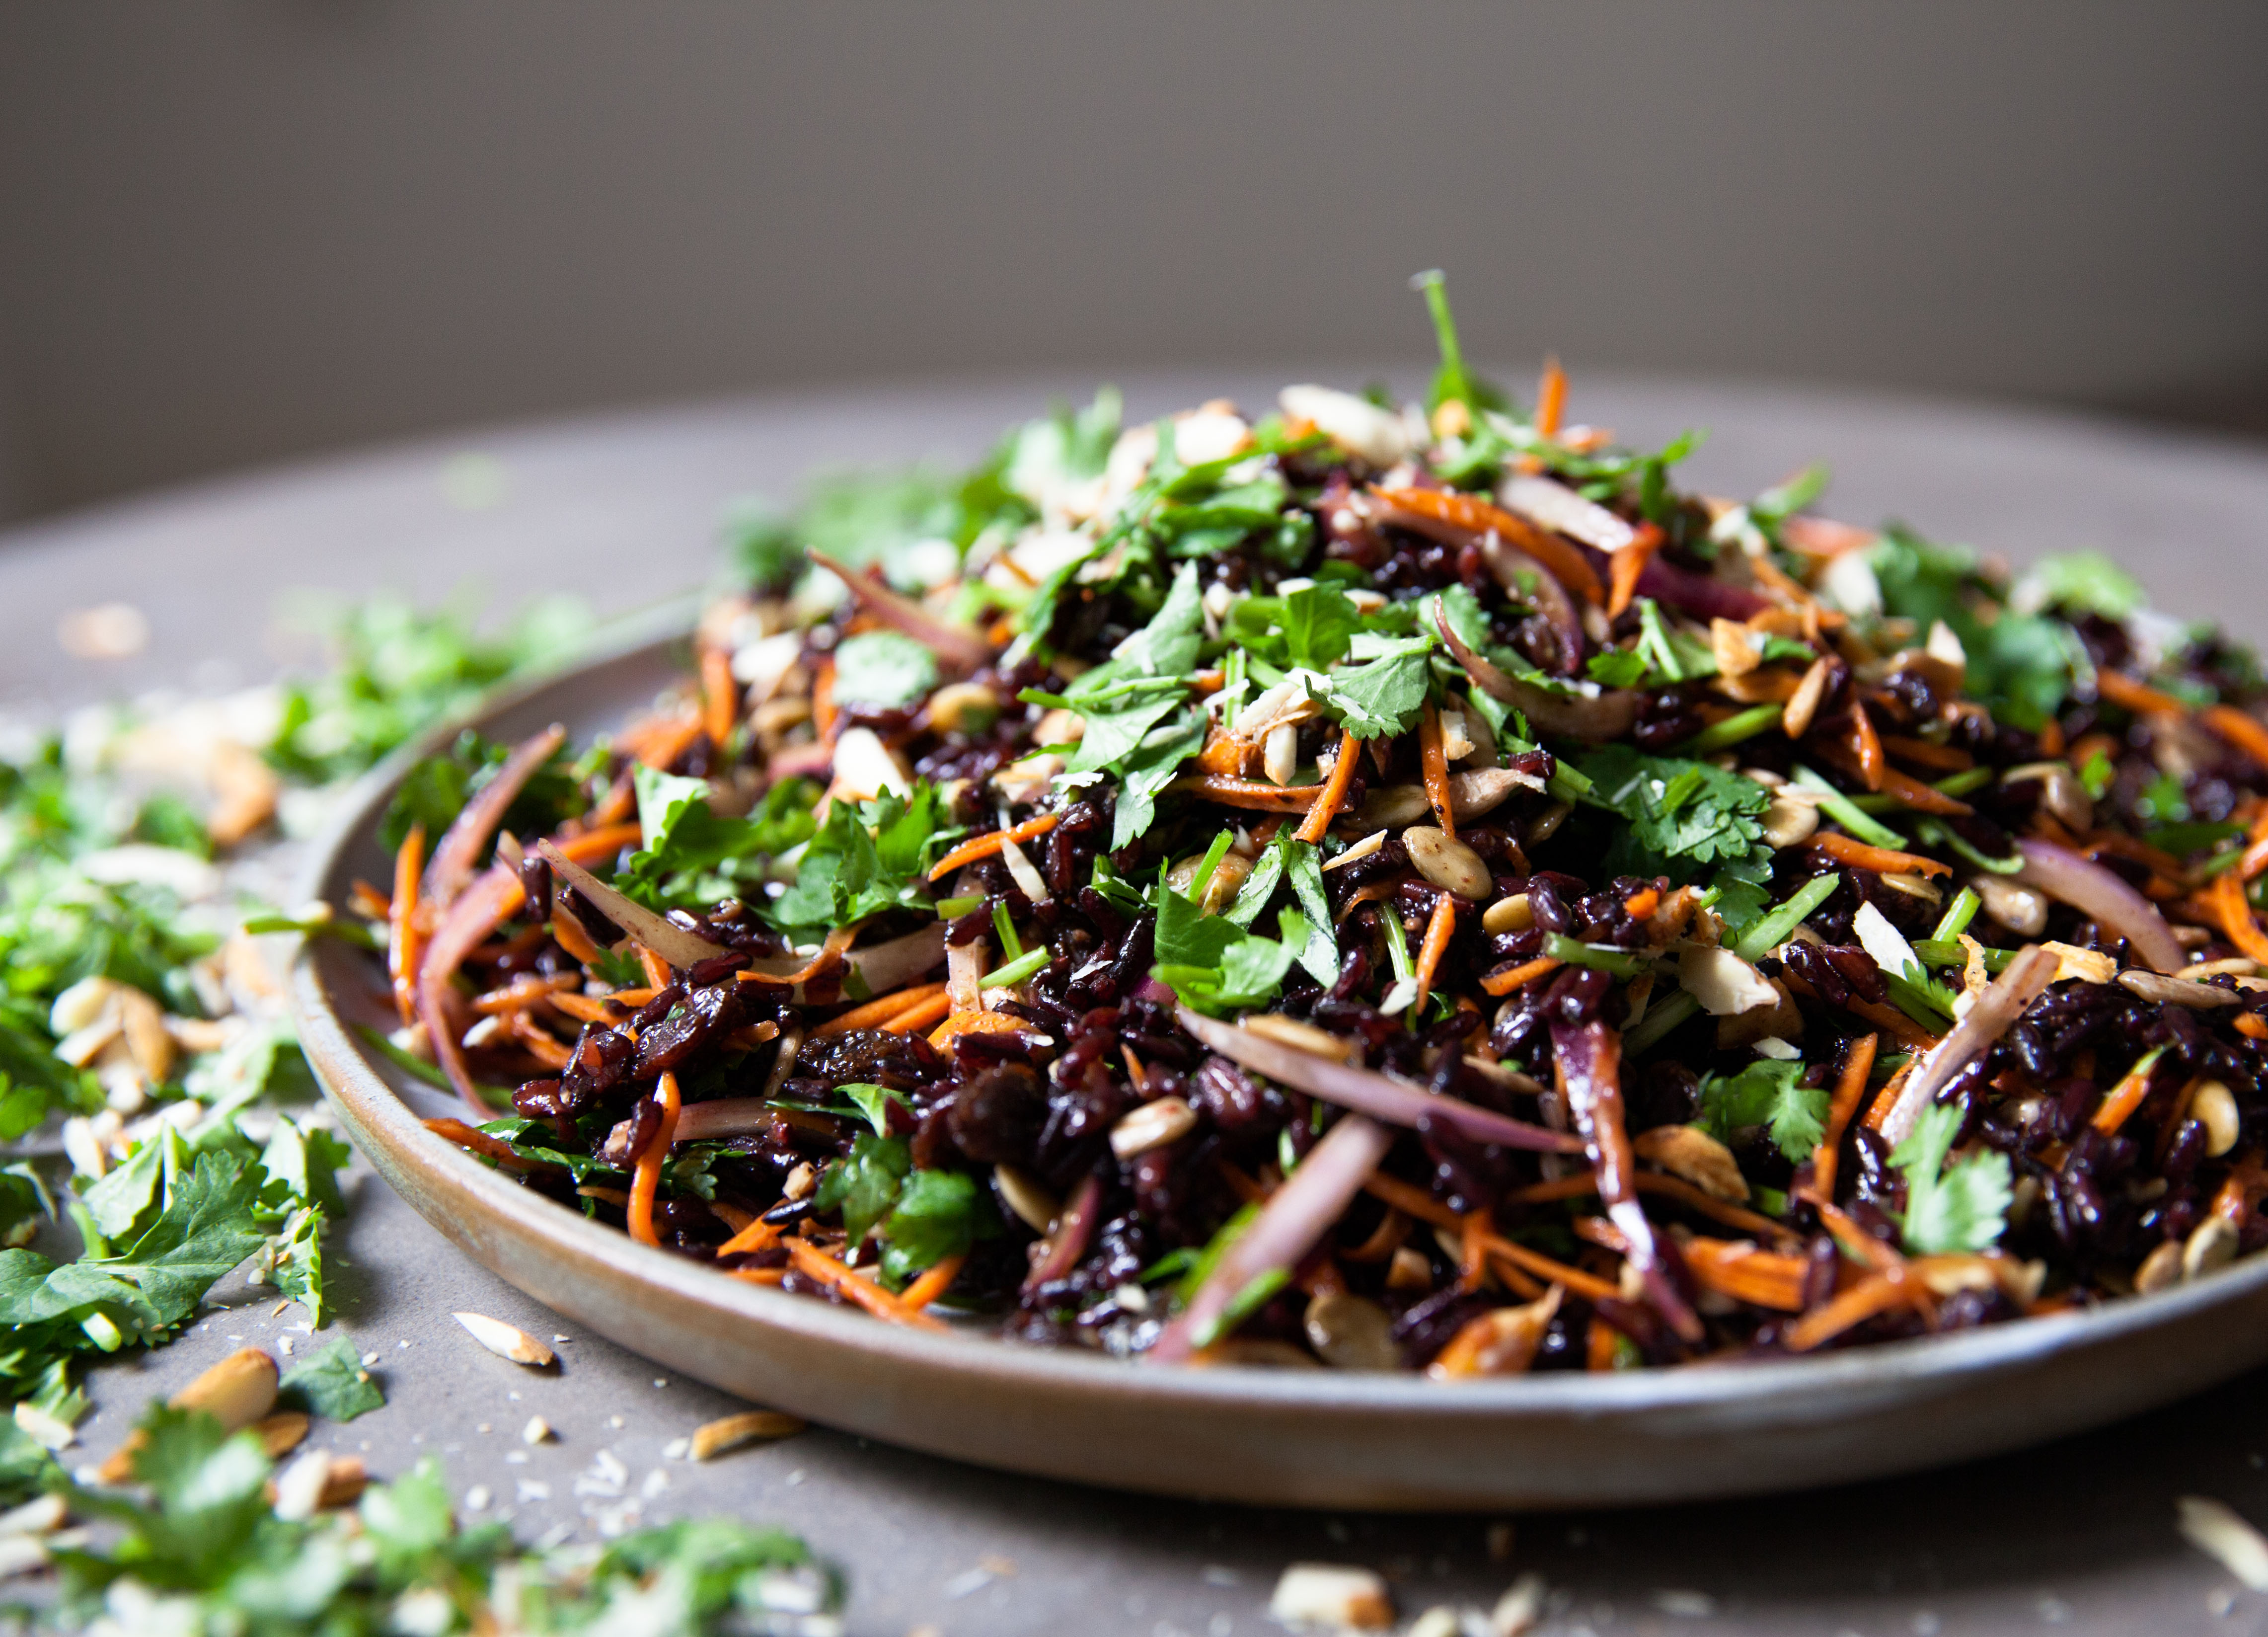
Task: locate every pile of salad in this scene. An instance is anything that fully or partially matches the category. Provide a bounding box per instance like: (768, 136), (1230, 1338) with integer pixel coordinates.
(389, 276), (2268, 1374)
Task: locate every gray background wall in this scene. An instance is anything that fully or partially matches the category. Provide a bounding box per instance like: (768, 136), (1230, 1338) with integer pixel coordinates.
(1, 1), (2265, 524)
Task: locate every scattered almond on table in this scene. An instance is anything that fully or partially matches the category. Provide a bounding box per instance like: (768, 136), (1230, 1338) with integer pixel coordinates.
(452, 1312), (557, 1367)
(689, 1409), (805, 1461)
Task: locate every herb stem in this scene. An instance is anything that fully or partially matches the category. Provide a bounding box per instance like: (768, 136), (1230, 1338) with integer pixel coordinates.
(1676, 703), (1783, 756)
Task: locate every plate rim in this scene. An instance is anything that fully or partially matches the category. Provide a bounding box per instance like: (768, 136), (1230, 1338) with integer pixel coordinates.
(288, 615), (2268, 1430)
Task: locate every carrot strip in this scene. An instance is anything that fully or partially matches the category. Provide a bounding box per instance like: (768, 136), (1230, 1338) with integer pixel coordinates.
(2095, 670), (2185, 718)
(1197, 727), (1256, 777)
(424, 1117), (548, 1172)
(1480, 956), (1561, 998)
(635, 714), (706, 773)
(1846, 702), (1886, 792)
(1878, 766), (1970, 815)
(350, 880), (392, 921)
(1165, 775), (1323, 814)
(729, 1266), (788, 1287)
(1361, 1173), (1462, 1231)
(1413, 892), (1458, 1014)
(880, 994), (954, 1035)
(469, 974), (578, 1016)
(1606, 524), (1661, 620)
(637, 947), (673, 990)
(388, 823), (426, 1027)
(901, 1252), (967, 1312)
(2211, 868), (2268, 965)
(1502, 1172), (1790, 1242)
(716, 1217), (782, 1257)
(1785, 1271), (1914, 1351)
(1622, 888), (1660, 923)
(1457, 1210), (1490, 1291)
(1881, 734), (1972, 773)
(502, 1012), (576, 1071)
(1859, 1058), (1915, 1133)
(627, 1072), (682, 1248)
(1534, 355), (1567, 439)
(785, 1240), (946, 1331)
(810, 982), (949, 1038)
(1294, 728), (1363, 844)
(1840, 994), (1942, 1053)
(1586, 1318), (1620, 1371)
(1482, 1232), (1618, 1304)
(1369, 486), (1607, 606)
(2092, 1050), (2167, 1137)
(700, 643), (739, 749)
(1810, 1032), (1879, 1200)
(929, 1009), (1028, 1050)
(810, 656), (838, 739)
(1419, 704), (1455, 838)
(1807, 833), (1953, 879)
(926, 812), (1062, 882)
(1682, 1240), (1807, 1312)
(2239, 1013), (2268, 1042)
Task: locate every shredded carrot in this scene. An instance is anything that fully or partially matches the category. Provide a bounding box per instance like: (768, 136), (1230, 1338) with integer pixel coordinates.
(469, 974), (577, 1016)
(635, 714), (706, 773)
(1335, 880), (1400, 926)
(2211, 866), (2268, 965)
(349, 880), (392, 920)
(1503, 1172), (1790, 1243)
(901, 1252), (966, 1312)
(929, 1009), (1027, 1050)
(729, 1266), (788, 1287)
(880, 993), (954, 1035)
(1368, 486), (1607, 606)
(424, 1116), (548, 1171)
(1343, 1206), (1410, 1264)
(1606, 524), (1662, 619)
(1807, 833), (1953, 878)
(1164, 775), (1324, 814)
(1413, 892), (1458, 1013)
(1534, 354), (1567, 439)
(1859, 1059), (1915, 1134)
(502, 1012), (575, 1070)
(1197, 727), (1256, 777)
(716, 1217), (782, 1257)
(1458, 1211), (1490, 1291)
(701, 644), (739, 749)
(1682, 1240), (1807, 1312)
(1293, 728), (1363, 844)
(1810, 1033), (1879, 1199)
(1785, 1270), (1915, 1352)
(1881, 734), (1973, 773)
(2239, 1013), (2268, 1042)
(810, 982), (949, 1038)
(1840, 995), (1941, 1053)
(388, 823), (426, 1027)
(1878, 766), (1969, 815)
(2240, 804), (2268, 881)
(548, 905), (606, 968)
(1362, 1173), (1462, 1230)
(637, 947), (672, 989)
(1479, 956), (1561, 998)
(2092, 1049), (2167, 1137)
(1622, 887), (1660, 922)
(1846, 701), (1886, 791)
(811, 656), (838, 738)
(586, 770), (637, 831)
(626, 1071), (682, 1248)
(2038, 717), (2066, 757)
(926, 812), (1062, 881)
(1586, 1318), (1620, 1371)
(1418, 704), (1455, 838)
(2095, 669), (2185, 718)
(1481, 1233), (1618, 1304)
(785, 1240), (946, 1331)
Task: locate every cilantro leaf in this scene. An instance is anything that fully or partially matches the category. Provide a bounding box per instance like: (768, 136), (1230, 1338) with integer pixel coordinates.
(278, 1335), (385, 1421)
(880, 1169), (987, 1284)
(1892, 1101), (2013, 1254)
(1313, 635), (1434, 739)
(1695, 1059), (1829, 1161)
(1280, 584), (1361, 672)
(616, 766), (819, 911)
(1226, 831), (1339, 986)
(763, 782), (947, 935)
(1154, 835), (1309, 1014)
(1577, 745), (1773, 880)
(813, 1133), (912, 1246)
(1108, 708), (1208, 851)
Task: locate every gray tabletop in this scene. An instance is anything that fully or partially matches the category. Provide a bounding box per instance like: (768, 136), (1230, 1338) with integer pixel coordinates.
(9, 371), (2268, 1636)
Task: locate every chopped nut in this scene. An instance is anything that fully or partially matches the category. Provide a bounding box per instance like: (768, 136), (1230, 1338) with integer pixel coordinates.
(1401, 827), (1492, 900)
(271, 1450), (333, 1521)
(1759, 793), (1819, 850)
(1167, 850), (1253, 914)
(690, 1408), (806, 1461)
(2134, 1239), (2183, 1295)
(1677, 946), (1779, 1016)
(2041, 940), (2117, 985)
(1323, 830), (1387, 872)
(315, 1455), (369, 1511)
(924, 681), (1000, 734)
(1110, 1096), (1198, 1159)
(1972, 874), (2048, 938)
(1385, 1245), (1434, 1293)
(1242, 1014), (1360, 1064)
(0, 1495), (66, 1537)
(1710, 618), (1762, 678)
(2192, 1080), (2241, 1157)
(2119, 970), (2239, 1009)
(255, 1411), (309, 1458)
(2184, 1217), (2240, 1282)
(1632, 1125), (1750, 1203)
(830, 726), (912, 801)
(11, 1403), (74, 1454)
(1482, 894), (1533, 935)
(992, 1165), (1058, 1234)
(99, 1347), (278, 1481)
(522, 1416), (554, 1445)
(1268, 1563), (1395, 1631)
(1302, 1292), (1401, 1372)
(453, 1312), (558, 1368)
(1781, 657), (1832, 741)
(1263, 722), (1302, 787)
(1491, 1572), (1549, 1636)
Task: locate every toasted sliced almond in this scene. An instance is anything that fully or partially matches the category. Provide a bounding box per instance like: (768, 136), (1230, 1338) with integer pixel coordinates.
(2179, 1496), (2268, 1589)
(11, 1403), (74, 1454)
(0, 1495), (65, 1538)
(1323, 830), (1387, 871)
(1269, 1564), (1396, 1631)
(1632, 1125), (1750, 1203)
(993, 1165), (1059, 1234)
(1110, 1096), (1198, 1159)
(1678, 946), (1779, 1015)
(2041, 940), (2117, 985)
(98, 1346), (278, 1481)
(271, 1449), (333, 1521)
(1242, 1014), (1360, 1064)
(1710, 618), (1763, 678)
(690, 1408), (806, 1461)
(454, 1312), (558, 1368)
(255, 1411), (309, 1459)
(315, 1454), (369, 1511)
(1781, 657), (1833, 741)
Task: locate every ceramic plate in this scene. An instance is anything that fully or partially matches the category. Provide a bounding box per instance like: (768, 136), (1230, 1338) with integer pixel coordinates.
(290, 616), (2268, 1510)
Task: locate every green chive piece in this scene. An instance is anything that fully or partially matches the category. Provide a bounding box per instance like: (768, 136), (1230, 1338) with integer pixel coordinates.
(1791, 765), (1908, 850)
(1733, 872), (1842, 962)
(979, 948), (1048, 989)
(1676, 703), (1784, 757)
(1932, 887), (1981, 944)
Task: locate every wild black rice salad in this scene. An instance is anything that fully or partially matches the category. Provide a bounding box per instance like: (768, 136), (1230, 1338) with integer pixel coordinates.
(374, 277), (2268, 1375)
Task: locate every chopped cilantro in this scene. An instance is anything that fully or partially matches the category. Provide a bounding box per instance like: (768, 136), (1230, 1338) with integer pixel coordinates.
(277, 1335), (385, 1422)
(1892, 1101), (2013, 1254)
(762, 781), (949, 935)
(829, 630), (939, 709)
(1695, 1059), (1829, 1161)
(1153, 834), (1310, 1014)
(1577, 746), (1773, 881)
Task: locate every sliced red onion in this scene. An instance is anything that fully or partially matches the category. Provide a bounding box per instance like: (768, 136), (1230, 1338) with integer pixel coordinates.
(2012, 838), (2185, 975)
(415, 863), (524, 1115)
(1370, 498), (1586, 674)
(1633, 553), (1769, 622)
(742, 924), (948, 1001)
(1176, 1007), (1581, 1154)
(1499, 474), (1637, 553)
(1435, 606), (1637, 745)
(425, 725), (565, 906)
(766, 740), (837, 780)
(1551, 1019), (1702, 1343)
(808, 550), (993, 673)
(536, 841), (728, 969)
(670, 1097), (775, 1143)
(1148, 1112), (1392, 1364)
(1024, 1171), (1105, 1293)
(1878, 943), (2061, 1145)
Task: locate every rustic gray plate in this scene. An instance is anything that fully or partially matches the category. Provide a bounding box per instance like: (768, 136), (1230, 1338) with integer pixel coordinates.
(290, 614), (2268, 1510)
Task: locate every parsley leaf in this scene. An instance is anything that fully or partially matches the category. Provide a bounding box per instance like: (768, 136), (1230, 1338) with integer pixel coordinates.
(1694, 1059), (1829, 1161)
(278, 1335), (385, 1421)
(1314, 635), (1435, 739)
(1892, 1101), (2013, 1254)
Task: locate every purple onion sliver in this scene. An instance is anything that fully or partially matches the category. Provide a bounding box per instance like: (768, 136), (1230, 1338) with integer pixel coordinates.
(2012, 838), (2185, 975)
(1878, 943), (2061, 1146)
